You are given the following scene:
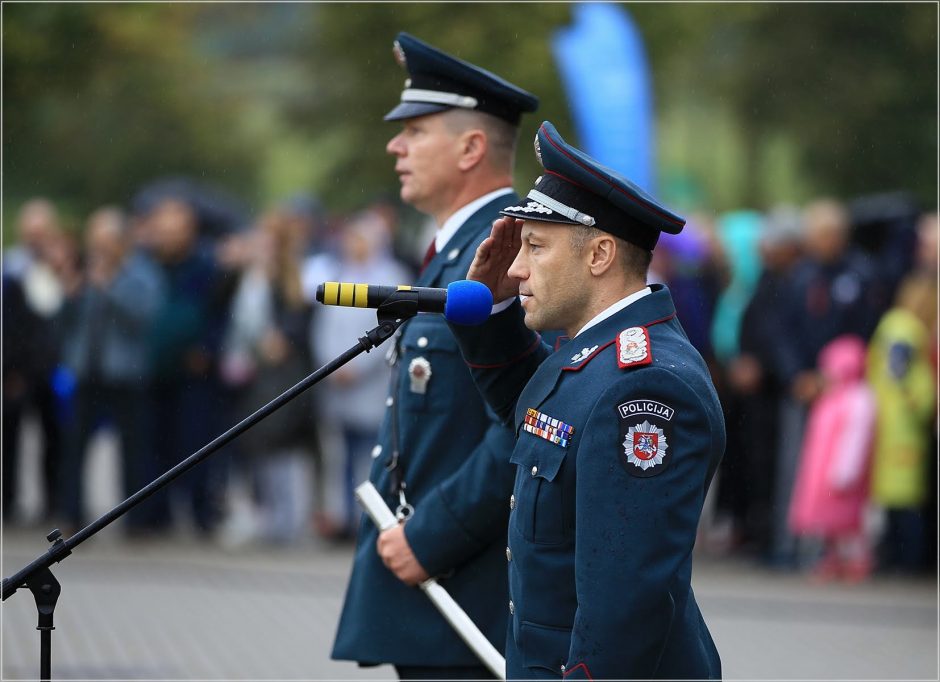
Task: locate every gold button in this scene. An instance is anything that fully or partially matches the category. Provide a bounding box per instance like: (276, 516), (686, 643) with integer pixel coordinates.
(531, 465), (538, 477)
(417, 336), (429, 348)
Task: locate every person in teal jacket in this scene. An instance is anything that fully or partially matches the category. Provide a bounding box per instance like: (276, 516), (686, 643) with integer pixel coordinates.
(331, 33), (538, 679)
(451, 122), (725, 679)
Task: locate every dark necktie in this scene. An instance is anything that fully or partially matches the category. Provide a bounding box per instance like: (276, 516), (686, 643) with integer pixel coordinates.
(420, 239), (437, 274)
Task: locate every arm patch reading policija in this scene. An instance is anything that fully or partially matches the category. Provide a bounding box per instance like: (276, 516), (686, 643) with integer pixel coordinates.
(617, 399), (675, 478)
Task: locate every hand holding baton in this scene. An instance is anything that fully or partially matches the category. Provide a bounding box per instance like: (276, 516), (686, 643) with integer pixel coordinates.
(355, 481), (507, 680)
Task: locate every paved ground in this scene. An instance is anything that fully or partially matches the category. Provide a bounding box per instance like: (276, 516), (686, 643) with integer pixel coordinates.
(2, 522), (937, 681)
(2, 419), (938, 680)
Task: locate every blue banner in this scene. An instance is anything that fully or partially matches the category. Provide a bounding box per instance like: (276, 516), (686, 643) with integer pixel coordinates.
(552, 4), (656, 193)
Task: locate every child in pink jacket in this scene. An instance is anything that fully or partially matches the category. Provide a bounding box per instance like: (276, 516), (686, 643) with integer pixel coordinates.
(789, 335), (877, 582)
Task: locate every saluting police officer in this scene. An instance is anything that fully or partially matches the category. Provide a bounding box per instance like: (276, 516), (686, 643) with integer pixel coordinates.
(331, 33), (538, 680)
(452, 121), (726, 680)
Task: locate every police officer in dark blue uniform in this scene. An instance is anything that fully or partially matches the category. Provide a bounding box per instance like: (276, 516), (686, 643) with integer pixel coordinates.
(331, 33), (538, 680)
(452, 121), (726, 680)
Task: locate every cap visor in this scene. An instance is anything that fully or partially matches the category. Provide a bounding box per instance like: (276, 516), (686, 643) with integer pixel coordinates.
(383, 101), (451, 122)
(499, 199), (579, 225)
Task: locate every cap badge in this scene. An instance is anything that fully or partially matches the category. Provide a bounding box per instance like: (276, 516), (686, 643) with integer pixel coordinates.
(523, 408), (574, 448)
(392, 40), (407, 68)
(408, 356), (432, 394)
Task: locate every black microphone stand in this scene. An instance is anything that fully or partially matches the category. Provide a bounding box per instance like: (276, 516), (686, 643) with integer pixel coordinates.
(2, 301), (417, 682)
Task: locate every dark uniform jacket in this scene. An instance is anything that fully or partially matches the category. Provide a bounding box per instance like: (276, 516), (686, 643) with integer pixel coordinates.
(332, 193), (518, 667)
(452, 285), (725, 680)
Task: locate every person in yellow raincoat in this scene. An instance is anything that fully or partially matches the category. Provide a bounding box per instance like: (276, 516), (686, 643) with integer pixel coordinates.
(867, 271), (937, 572)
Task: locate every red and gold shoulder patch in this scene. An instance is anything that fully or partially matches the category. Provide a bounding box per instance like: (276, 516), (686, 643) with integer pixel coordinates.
(616, 326), (652, 369)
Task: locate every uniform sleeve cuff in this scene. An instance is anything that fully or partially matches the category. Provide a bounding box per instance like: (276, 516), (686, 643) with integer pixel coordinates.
(450, 298), (539, 368)
(404, 488), (483, 577)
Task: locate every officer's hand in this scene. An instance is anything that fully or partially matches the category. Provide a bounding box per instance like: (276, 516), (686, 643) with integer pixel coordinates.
(467, 216), (523, 303)
(376, 524), (430, 586)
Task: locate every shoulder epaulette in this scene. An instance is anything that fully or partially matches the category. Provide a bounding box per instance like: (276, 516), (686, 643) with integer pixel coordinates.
(616, 326), (652, 369)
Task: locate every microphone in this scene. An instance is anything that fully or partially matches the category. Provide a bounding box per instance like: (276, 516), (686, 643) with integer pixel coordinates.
(316, 280), (493, 325)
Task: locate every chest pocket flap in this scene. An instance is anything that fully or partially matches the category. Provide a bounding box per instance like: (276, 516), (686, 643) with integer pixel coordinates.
(510, 433), (570, 545)
(401, 315), (460, 354)
(510, 432), (567, 482)
(398, 316), (465, 413)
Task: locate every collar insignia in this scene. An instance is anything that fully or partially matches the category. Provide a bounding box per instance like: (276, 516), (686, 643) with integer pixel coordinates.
(570, 345), (599, 363)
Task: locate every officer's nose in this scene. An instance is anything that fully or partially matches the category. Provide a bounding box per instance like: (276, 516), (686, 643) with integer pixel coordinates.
(386, 132), (406, 157)
(507, 246), (527, 282)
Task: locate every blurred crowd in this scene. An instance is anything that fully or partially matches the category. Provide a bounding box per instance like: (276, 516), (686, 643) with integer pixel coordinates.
(3, 181), (417, 548)
(653, 193), (938, 581)
(2, 182), (937, 582)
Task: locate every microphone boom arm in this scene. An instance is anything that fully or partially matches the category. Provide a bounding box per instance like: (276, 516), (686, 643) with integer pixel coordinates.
(2, 306), (415, 681)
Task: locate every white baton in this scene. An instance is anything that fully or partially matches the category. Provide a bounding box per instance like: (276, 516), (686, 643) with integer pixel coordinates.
(355, 481), (507, 680)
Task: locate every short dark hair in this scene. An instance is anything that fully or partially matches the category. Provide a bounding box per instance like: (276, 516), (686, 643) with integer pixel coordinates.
(442, 109), (519, 173)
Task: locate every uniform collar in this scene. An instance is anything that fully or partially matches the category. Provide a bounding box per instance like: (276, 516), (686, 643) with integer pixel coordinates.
(574, 286), (652, 338)
(556, 284), (677, 369)
(515, 284), (678, 427)
(418, 189), (518, 288)
(578, 284), (676, 345)
(436, 187), (514, 251)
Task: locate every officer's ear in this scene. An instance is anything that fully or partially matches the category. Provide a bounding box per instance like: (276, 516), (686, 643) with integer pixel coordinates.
(588, 233), (618, 277)
(456, 129), (488, 172)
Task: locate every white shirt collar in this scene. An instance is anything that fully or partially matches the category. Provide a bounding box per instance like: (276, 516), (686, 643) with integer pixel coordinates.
(575, 286), (652, 338)
(436, 187), (514, 251)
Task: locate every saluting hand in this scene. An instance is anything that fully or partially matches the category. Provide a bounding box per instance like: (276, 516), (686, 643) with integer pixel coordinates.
(377, 524), (430, 586)
(467, 216), (523, 303)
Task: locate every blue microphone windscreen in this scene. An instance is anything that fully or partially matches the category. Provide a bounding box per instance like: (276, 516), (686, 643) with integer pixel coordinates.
(445, 280), (494, 325)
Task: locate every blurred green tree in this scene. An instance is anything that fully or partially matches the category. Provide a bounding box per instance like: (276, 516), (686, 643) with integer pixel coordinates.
(2, 4), (258, 227)
(291, 2), (938, 211)
(294, 3), (574, 211)
(634, 3), (937, 208)
(2, 2), (935, 234)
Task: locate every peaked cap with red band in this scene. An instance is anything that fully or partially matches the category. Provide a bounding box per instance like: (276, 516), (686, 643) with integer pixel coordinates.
(500, 121), (685, 250)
